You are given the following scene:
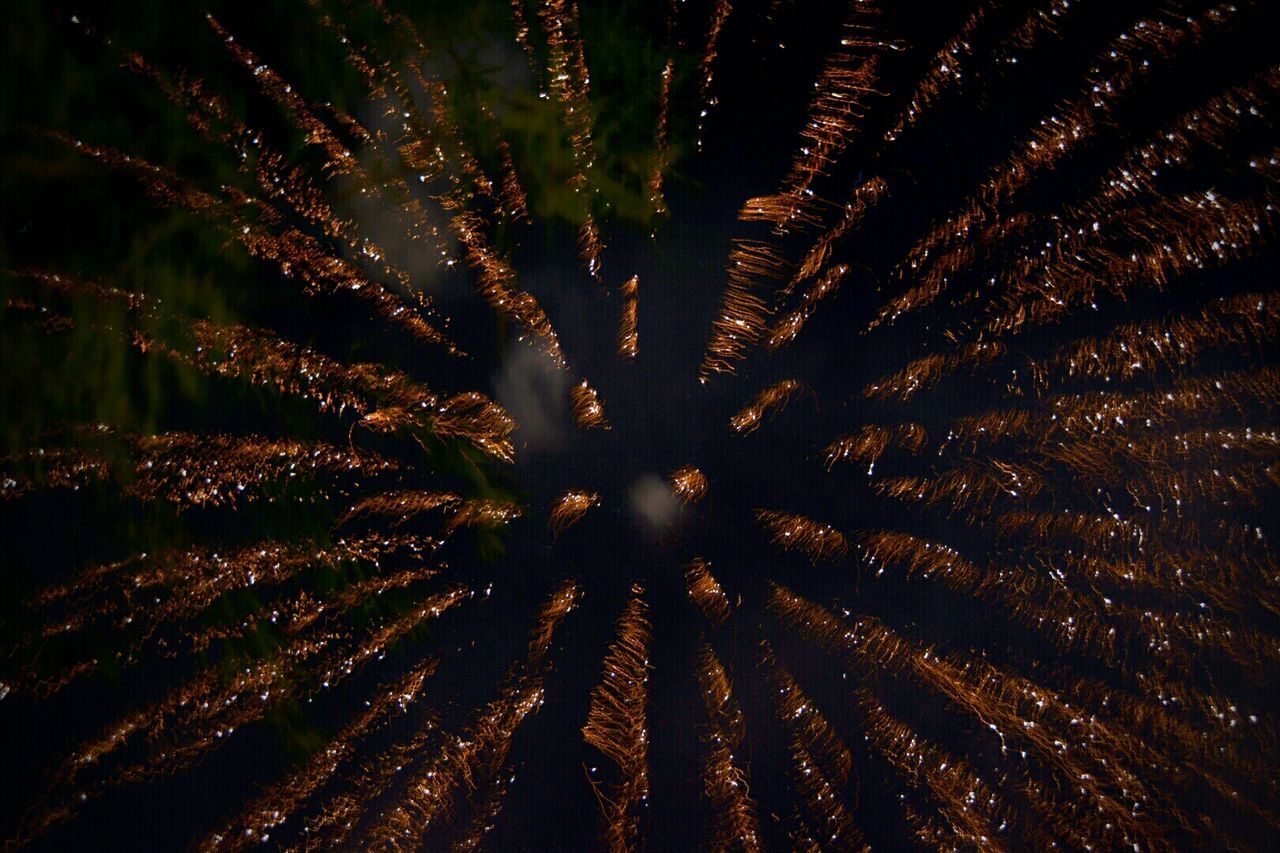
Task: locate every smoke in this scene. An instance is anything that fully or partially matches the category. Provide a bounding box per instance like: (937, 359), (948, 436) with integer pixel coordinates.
(494, 342), (572, 453)
(628, 473), (681, 534)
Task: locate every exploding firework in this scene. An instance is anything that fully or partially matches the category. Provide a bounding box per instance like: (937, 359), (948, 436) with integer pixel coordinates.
(2, 0), (1278, 849)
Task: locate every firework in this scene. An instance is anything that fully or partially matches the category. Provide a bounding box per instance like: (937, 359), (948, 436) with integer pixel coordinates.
(19, 585), (469, 842)
(362, 580), (579, 849)
(755, 510), (849, 563)
(684, 557), (731, 627)
(669, 465), (709, 505)
(583, 587), (652, 852)
(650, 61), (675, 217)
(777, 6), (893, 206)
(572, 380), (611, 430)
(618, 274), (640, 358)
(537, 0), (604, 277)
(549, 489), (601, 537)
(729, 379), (806, 434)
(701, 241), (788, 379)
(881, 3), (990, 144)
(790, 178), (888, 288)
(760, 641), (867, 851)
(6, 1), (1279, 848)
(697, 0), (734, 151)
(1, 431), (396, 508)
(823, 423), (927, 472)
(695, 645), (761, 852)
(203, 659), (439, 850)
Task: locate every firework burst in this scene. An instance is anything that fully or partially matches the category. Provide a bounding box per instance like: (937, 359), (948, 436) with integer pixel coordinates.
(2, 0), (1279, 849)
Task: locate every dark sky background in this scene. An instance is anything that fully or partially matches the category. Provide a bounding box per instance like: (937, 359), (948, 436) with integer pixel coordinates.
(2, 0), (1278, 849)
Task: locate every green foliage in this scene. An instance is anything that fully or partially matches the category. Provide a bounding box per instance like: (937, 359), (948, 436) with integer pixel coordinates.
(0, 0), (680, 768)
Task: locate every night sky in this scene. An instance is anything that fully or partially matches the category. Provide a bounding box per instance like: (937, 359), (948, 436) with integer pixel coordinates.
(3, 0), (1279, 850)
